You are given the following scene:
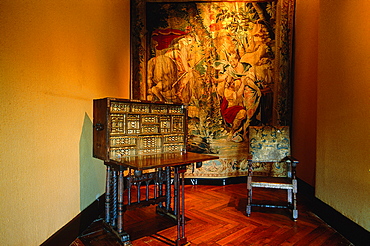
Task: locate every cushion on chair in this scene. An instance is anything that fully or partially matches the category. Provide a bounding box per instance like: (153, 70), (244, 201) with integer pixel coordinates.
(270, 161), (288, 177)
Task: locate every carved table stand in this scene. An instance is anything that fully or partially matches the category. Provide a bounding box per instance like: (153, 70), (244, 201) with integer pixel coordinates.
(102, 152), (217, 246)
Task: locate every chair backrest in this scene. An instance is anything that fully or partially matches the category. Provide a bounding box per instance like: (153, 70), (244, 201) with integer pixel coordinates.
(249, 126), (291, 162)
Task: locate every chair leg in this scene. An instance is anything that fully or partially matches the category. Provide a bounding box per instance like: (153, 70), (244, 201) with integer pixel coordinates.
(246, 176), (252, 216)
(287, 189), (292, 205)
(292, 179), (298, 221)
(292, 194), (298, 220)
(247, 187), (252, 216)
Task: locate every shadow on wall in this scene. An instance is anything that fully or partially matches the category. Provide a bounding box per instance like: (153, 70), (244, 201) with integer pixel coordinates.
(79, 112), (105, 211)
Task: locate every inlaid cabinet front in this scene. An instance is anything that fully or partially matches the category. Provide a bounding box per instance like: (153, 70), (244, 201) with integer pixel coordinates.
(93, 97), (187, 162)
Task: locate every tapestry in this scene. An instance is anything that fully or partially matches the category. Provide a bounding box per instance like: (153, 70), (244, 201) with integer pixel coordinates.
(130, 0), (295, 178)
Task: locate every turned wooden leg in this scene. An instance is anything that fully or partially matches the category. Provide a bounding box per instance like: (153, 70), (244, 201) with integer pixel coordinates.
(105, 165), (112, 223)
(165, 167), (171, 212)
(174, 166), (187, 246)
(117, 170), (124, 234)
(111, 170), (117, 227)
(117, 170), (131, 244)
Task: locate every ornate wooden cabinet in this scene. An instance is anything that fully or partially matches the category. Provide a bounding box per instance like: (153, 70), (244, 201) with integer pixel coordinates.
(92, 98), (218, 245)
(93, 97), (187, 161)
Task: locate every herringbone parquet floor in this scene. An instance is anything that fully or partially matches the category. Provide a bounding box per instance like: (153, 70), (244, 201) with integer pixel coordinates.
(71, 183), (353, 246)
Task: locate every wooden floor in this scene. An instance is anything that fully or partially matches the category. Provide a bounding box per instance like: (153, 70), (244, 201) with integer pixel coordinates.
(71, 183), (353, 246)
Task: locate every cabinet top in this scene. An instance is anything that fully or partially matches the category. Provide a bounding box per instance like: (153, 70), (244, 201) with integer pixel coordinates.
(94, 97), (185, 106)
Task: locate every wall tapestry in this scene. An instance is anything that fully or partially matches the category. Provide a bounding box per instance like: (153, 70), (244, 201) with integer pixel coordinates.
(130, 0), (295, 179)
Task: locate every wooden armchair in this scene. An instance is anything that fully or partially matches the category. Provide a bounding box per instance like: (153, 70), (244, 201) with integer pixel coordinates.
(246, 126), (299, 220)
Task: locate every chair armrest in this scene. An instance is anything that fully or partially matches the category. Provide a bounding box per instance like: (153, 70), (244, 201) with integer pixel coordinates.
(282, 156), (299, 179)
(282, 156), (299, 167)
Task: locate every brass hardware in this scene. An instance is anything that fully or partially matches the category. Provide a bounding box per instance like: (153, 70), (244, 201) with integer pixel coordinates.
(94, 123), (104, 131)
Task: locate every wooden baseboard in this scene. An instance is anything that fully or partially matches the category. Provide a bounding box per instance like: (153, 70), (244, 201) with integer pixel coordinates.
(40, 194), (105, 246)
(298, 179), (370, 246)
(184, 176), (246, 185)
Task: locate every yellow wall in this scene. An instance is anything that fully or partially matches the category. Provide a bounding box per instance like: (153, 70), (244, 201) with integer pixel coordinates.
(292, 0), (319, 187)
(0, 0), (130, 245)
(294, 0), (370, 232)
(316, 0), (370, 231)
(294, 0), (369, 232)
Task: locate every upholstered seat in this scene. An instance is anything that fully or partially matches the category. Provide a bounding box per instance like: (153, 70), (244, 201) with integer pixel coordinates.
(246, 126), (299, 220)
